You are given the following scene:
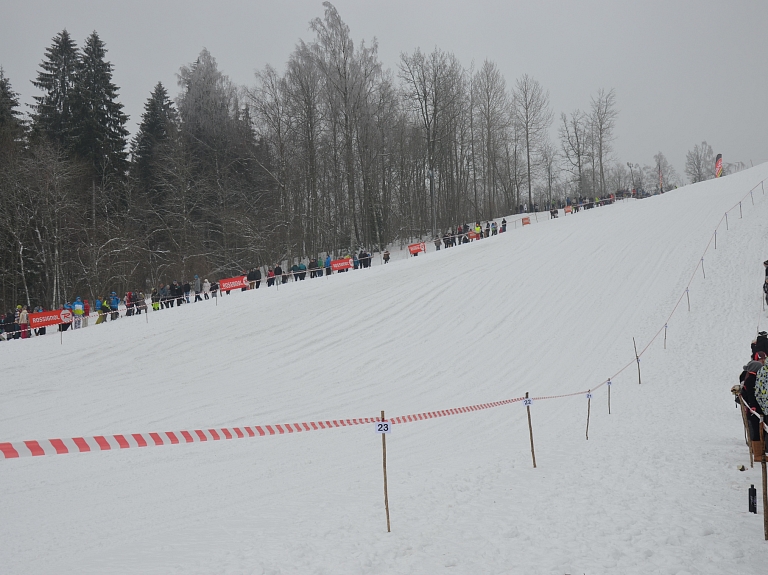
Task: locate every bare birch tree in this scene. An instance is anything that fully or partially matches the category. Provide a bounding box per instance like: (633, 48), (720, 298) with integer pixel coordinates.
(512, 74), (552, 211)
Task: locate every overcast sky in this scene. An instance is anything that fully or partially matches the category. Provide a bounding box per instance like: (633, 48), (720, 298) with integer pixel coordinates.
(2, 0), (767, 178)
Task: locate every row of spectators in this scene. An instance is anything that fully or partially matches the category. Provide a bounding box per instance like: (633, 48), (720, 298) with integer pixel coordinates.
(1, 214), (530, 340)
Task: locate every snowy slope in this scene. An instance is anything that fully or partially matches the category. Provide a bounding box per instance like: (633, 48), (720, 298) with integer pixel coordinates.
(2, 166), (768, 574)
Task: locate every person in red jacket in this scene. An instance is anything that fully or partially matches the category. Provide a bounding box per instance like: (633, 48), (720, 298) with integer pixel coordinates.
(83, 299), (90, 327)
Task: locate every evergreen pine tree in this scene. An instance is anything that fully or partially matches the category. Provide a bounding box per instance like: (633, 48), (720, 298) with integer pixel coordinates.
(72, 31), (129, 181)
(30, 29), (79, 149)
(131, 82), (178, 195)
(0, 68), (25, 149)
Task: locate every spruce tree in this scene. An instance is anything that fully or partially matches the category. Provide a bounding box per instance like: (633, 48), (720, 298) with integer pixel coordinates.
(72, 31), (129, 181)
(0, 68), (25, 149)
(131, 82), (178, 195)
(30, 29), (79, 149)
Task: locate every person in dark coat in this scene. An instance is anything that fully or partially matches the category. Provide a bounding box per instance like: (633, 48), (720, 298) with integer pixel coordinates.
(752, 331), (768, 357)
(741, 352), (767, 457)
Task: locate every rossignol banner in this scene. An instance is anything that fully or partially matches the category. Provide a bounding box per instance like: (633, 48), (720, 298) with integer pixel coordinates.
(522, 217), (531, 226)
(331, 258), (353, 271)
(467, 231), (479, 240)
(219, 276), (248, 291)
(29, 309), (72, 328)
(408, 242), (426, 255)
(715, 153), (723, 178)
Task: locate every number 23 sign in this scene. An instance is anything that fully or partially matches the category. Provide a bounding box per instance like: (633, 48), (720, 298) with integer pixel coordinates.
(375, 421), (391, 434)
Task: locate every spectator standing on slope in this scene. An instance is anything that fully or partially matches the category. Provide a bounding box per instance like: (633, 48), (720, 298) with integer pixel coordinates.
(745, 352), (768, 460)
(274, 264), (283, 285)
(19, 306), (29, 339)
(83, 299), (90, 327)
(298, 261), (307, 280)
(502, 218), (507, 232)
(267, 267), (275, 287)
(96, 298), (107, 324)
(383, 249), (390, 264)
(325, 255), (332, 276)
(202, 279), (211, 299)
(73, 297), (84, 329)
(183, 279), (192, 302)
(109, 292), (120, 320)
(434, 236), (441, 251)
(194, 275), (202, 301)
(763, 278), (768, 307)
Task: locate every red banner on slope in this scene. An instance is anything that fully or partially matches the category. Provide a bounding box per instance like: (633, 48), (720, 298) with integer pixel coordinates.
(29, 309), (73, 328)
(331, 258), (353, 271)
(219, 276), (248, 291)
(408, 242), (426, 254)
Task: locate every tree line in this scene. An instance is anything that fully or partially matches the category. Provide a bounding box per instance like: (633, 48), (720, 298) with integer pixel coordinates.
(0, 2), (733, 311)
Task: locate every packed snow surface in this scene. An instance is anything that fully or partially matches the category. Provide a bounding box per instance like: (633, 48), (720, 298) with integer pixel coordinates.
(3, 166), (768, 574)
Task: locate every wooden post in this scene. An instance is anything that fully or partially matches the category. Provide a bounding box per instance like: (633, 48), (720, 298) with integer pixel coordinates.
(761, 421), (768, 540)
(633, 338), (642, 385)
(607, 380), (611, 415)
(751, 191), (755, 205)
(586, 390), (592, 440)
(740, 201), (743, 218)
(381, 410), (391, 533)
(714, 230), (717, 249)
(525, 392), (536, 468)
(664, 324), (668, 349)
(686, 288), (690, 312)
(726, 212), (729, 230)
(701, 258), (705, 279)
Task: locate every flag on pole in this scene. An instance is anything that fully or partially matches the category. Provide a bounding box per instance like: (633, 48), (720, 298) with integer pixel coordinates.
(715, 153), (723, 178)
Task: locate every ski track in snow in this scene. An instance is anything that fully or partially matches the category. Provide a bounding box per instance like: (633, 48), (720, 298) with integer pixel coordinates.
(2, 167), (768, 574)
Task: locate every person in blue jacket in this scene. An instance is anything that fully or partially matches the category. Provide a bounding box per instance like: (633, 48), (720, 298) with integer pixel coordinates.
(325, 255), (332, 276)
(109, 292), (120, 321)
(72, 297), (84, 329)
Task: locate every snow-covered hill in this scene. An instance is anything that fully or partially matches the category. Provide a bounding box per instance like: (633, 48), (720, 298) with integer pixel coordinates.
(3, 166), (768, 574)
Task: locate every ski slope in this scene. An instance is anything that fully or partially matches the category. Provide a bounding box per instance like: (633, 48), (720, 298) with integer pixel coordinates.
(3, 166), (768, 574)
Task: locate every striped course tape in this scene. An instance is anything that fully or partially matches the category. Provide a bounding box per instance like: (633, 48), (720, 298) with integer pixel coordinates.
(0, 397), (528, 460)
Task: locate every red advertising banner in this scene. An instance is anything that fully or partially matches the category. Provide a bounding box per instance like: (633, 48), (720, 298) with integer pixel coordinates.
(331, 258), (353, 271)
(522, 217), (531, 226)
(564, 206), (572, 214)
(219, 275), (248, 291)
(467, 231), (479, 240)
(29, 309), (73, 329)
(408, 242), (426, 254)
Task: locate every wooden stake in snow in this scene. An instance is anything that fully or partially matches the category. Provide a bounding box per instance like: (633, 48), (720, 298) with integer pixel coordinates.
(633, 337), (642, 385)
(664, 324), (668, 349)
(525, 392), (536, 468)
(761, 421), (768, 540)
(686, 288), (691, 312)
(607, 380), (612, 415)
(381, 410), (391, 533)
(740, 201), (743, 218)
(586, 390), (592, 440)
(725, 212), (729, 230)
(714, 230), (717, 249)
(701, 258), (706, 279)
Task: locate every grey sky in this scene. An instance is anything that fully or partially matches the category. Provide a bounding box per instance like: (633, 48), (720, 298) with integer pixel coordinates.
(2, 0), (767, 177)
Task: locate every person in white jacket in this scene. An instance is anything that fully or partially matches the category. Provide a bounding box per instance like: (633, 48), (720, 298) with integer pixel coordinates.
(202, 279), (211, 300)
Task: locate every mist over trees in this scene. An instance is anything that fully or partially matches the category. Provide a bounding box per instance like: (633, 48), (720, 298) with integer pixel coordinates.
(0, 2), (738, 311)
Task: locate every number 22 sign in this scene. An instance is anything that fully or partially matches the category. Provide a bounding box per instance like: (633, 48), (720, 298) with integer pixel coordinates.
(375, 421), (391, 434)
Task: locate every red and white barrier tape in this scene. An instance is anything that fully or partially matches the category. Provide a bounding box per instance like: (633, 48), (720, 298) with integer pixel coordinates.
(0, 396), (542, 460)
